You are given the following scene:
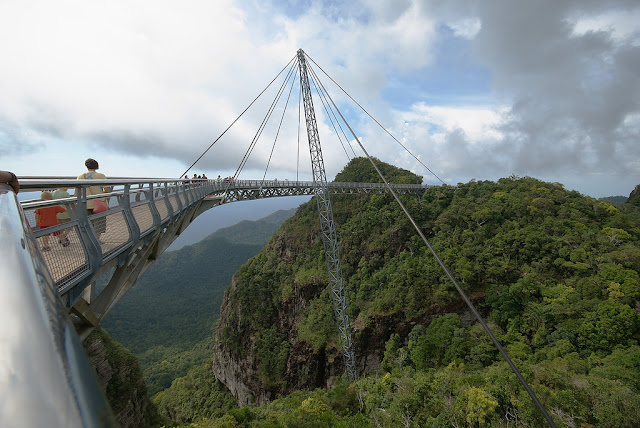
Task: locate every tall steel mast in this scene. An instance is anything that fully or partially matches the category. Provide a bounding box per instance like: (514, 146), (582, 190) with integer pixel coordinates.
(297, 49), (357, 381)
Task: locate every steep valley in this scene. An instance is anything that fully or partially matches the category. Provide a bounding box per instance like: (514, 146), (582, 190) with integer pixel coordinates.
(101, 208), (297, 396)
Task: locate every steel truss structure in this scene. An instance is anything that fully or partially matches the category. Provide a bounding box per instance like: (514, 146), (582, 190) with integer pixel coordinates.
(297, 49), (358, 381)
(217, 180), (431, 202)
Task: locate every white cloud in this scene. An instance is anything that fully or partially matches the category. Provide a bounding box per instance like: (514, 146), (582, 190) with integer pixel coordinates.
(570, 7), (640, 44)
(448, 17), (482, 39)
(1, 0), (638, 197)
(406, 103), (505, 142)
(0, 1), (289, 168)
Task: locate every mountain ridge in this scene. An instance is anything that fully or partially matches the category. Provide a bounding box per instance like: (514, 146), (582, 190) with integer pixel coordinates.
(207, 157), (640, 426)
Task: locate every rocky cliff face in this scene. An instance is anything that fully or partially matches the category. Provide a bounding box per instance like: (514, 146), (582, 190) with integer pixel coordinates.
(211, 159), (434, 406)
(84, 328), (159, 427)
(212, 273), (345, 406)
(210, 220), (466, 406)
(629, 184), (640, 206)
(212, 277), (362, 406)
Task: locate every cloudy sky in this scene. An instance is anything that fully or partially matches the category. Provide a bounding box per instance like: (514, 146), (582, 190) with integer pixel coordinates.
(1, 0), (639, 197)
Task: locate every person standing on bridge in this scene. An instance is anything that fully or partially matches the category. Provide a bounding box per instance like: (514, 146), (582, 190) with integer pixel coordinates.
(78, 158), (108, 242)
(35, 191), (68, 250)
(52, 187), (72, 243)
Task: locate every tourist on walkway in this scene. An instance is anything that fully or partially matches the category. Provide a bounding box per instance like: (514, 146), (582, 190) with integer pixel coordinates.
(52, 187), (72, 240)
(35, 191), (69, 250)
(78, 158), (108, 242)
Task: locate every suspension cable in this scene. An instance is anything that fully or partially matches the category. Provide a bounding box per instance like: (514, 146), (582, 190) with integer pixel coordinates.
(305, 53), (446, 185)
(261, 62), (299, 183)
(180, 54), (297, 179)
(297, 77), (303, 181)
(303, 51), (557, 427)
(308, 65), (357, 158)
(308, 70), (353, 161)
(234, 59), (299, 182)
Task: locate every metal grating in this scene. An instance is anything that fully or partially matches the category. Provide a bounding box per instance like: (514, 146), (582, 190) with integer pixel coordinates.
(23, 210), (37, 229)
(155, 199), (169, 221)
(131, 203), (154, 234)
(168, 195), (180, 212)
(34, 225), (90, 289)
(95, 211), (131, 258)
(177, 191), (186, 207)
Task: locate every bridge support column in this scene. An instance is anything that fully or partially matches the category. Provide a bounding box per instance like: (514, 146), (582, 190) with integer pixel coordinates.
(70, 298), (100, 339)
(298, 49), (357, 381)
(83, 284), (95, 304)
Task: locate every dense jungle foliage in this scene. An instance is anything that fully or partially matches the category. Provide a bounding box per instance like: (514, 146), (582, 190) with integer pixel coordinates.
(84, 327), (164, 427)
(158, 158), (640, 427)
(102, 209), (295, 395)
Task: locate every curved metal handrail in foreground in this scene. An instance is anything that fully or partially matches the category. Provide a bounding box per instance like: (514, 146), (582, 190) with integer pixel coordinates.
(0, 184), (117, 427)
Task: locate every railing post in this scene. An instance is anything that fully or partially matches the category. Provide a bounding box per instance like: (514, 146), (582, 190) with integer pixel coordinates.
(174, 182), (184, 212)
(163, 182), (174, 219)
(119, 184), (140, 253)
(147, 183), (161, 230)
(68, 187), (103, 307)
(194, 181), (204, 201)
(181, 181), (191, 207)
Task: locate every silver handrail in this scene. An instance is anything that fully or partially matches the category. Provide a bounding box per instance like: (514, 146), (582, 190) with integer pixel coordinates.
(0, 184), (117, 427)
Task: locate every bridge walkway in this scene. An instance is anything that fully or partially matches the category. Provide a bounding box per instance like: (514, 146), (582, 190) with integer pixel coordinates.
(17, 177), (431, 338)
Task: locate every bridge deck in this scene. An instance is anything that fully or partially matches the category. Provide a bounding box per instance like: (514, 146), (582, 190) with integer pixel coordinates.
(16, 178), (432, 332)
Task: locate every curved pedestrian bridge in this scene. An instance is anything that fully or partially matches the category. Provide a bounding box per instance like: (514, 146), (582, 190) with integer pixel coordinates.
(17, 177), (431, 337)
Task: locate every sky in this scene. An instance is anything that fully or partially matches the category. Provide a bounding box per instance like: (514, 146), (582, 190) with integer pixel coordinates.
(1, 0), (639, 198)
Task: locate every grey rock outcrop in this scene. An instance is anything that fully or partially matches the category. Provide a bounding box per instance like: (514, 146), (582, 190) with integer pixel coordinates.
(83, 328), (159, 428)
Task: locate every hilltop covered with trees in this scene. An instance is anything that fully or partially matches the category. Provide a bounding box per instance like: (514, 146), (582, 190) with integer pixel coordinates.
(155, 158), (640, 427)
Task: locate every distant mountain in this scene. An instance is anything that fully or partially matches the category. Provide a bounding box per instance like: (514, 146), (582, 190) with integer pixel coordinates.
(599, 195), (627, 204)
(210, 209), (296, 245)
(168, 197), (310, 250)
(102, 208), (296, 395)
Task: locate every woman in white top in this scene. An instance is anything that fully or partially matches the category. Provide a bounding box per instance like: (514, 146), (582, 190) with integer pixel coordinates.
(78, 158), (108, 241)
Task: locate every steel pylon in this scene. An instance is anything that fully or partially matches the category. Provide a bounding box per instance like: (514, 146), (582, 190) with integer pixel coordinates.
(297, 49), (357, 381)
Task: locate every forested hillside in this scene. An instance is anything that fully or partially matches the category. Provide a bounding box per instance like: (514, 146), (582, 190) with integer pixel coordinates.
(194, 157), (640, 427)
(102, 209), (295, 395)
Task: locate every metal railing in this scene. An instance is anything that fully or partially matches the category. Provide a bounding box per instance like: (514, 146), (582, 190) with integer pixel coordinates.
(18, 178), (431, 308)
(0, 183), (117, 426)
(20, 178), (217, 301)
